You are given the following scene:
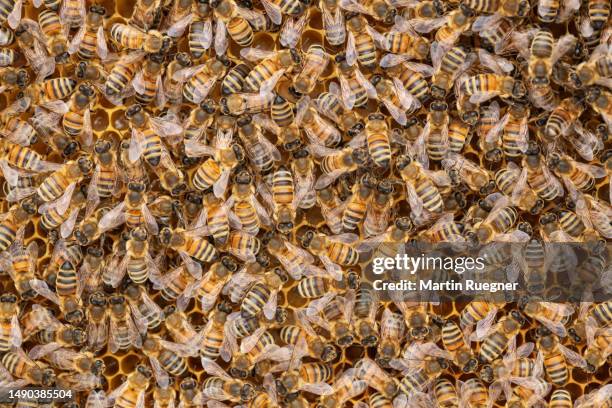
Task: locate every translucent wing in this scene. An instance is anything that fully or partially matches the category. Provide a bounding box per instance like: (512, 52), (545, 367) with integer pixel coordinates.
(96, 26), (108, 60)
(29, 278), (60, 305)
(380, 53), (410, 68)
(214, 19), (228, 56)
(260, 0), (282, 25)
(408, 16), (448, 33)
(478, 48), (514, 74)
(280, 14), (308, 48)
(338, 74), (356, 109)
(68, 24), (86, 54)
(355, 68), (377, 98)
(7, 0), (22, 29)
(551, 34), (576, 64)
(346, 30), (357, 66)
(167, 13), (193, 38)
(239, 47), (276, 62)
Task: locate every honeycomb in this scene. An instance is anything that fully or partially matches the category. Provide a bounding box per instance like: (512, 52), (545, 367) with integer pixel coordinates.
(0, 0), (610, 407)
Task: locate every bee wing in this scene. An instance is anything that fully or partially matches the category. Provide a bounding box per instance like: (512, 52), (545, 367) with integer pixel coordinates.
(41, 99), (69, 114)
(213, 168), (230, 198)
(379, 52), (409, 68)
(239, 47), (276, 62)
(98, 201), (126, 232)
(383, 99), (407, 126)
(393, 78), (421, 111)
(263, 292), (278, 320)
(239, 326), (266, 354)
(300, 383), (334, 396)
(477, 48), (514, 74)
(315, 169), (347, 189)
(214, 19), (228, 56)
(172, 63), (205, 82)
(132, 69), (146, 95)
(365, 25), (388, 50)
(346, 30), (358, 67)
(338, 74), (356, 109)
(472, 14), (502, 35)
(402, 61), (434, 76)
(259, 68), (286, 96)
(60, 207), (80, 239)
(471, 307), (498, 341)
(0, 159), (21, 187)
(189, 76), (217, 104)
(29, 278), (60, 305)
(280, 14), (309, 48)
(355, 68), (377, 98)
(150, 116), (184, 138)
(68, 24), (87, 54)
(551, 34), (576, 65)
(184, 139), (215, 157)
(558, 344), (587, 368)
(575, 162), (606, 178)
(178, 251), (202, 280)
(10, 315), (22, 347)
(201, 357), (231, 379)
(534, 315), (567, 337)
(405, 182), (425, 221)
(260, 0), (282, 25)
(408, 16), (448, 33)
(556, 0), (580, 21)
(7, 0), (22, 29)
(469, 91), (499, 104)
(322, 7), (345, 45)
(484, 112), (509, 146)
(28, 342), (62, 359)
(39, 181), (76, 216)
(167, 12), (193, 38)
(318, 254), (344, 281)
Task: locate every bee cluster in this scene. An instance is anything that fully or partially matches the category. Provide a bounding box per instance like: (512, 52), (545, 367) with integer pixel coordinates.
(0, 0), (611, 406)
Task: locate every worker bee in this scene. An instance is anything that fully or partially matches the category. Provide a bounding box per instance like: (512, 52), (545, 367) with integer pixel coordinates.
(132, 54), (165, 108)
(259, 0), (303, 25)
(38, 9), (69, 62)
(68, 9), (108, 59)
(291, 149), (316, 209)
(295, 96), (342, 148)
(159, 226), (218, 275)
(391, 343), (450, 403)
(225, 230), (261, 263)
(129, 0), (162, 31)
(88, 138), (120, 204)
(222, 89), (275, 116)
(460, 70), (526, 104)
(212, 0), (270, 54)
(375, 308), (406, 367)
(475, 311), (525, 363)
(237, 114), (281, 174)
(441, 320), (478, 372)
(571, 43), (612, 88)
(427, 45), (474, 100)
(292, 44), (330, 96)
(280, 11), (309, 48)
(29, 324), (88, 357)
(29, 261), (84, 325)
(355, 357), (398, 399)
(543, 96), (585, 140)
(585, 86), (612, 127)
(103, 53), (144, 103)
(315, 367), (366, 408)
(443, 153), (492, 194)
(484, 102), (529, 159)
(178, 256), (237, 312)
(0, 294), (21, 353)
(0, 200), (36, 258)
(315, 186), (344, 235)
(281, 309), (337, 362)
(521, 300), (574, 337)
(344, 13), (383, 69)
(200, 358), (256, 404)
(301, 231), (359, 281)
(186, 117), (244, 196)
(125, 283), (163, 332)
(522, 142), (563, 201)
(364, 179), (394, 237)
(24, 77), (78, 110)
(1, 348), (56, 386)
(537, 330), (587, 385)
(226, 170), (270, 235)
(98, 181), (158, 237)
(494, 162), (545, 214)
(267, 234), (323, 281)
(379, 16), (430, 63)
(163, 53), (192, 108)
(334, 53), (374, 109)
(320, 0), (345, 46)
(240, 47), (301, 94)
(314, 84), (364, 136)
(106, 294), (145, 353)
(109, 23), (169, 53)
(62, 84), (95, 148)
(548, 152), (606, 192)
(38, 182), (87, 239)
(141, 335), (188, 383)
(110, 365), (152, 408)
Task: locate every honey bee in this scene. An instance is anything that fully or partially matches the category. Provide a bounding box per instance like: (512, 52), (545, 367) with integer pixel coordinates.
(301, 231), (359, 280)
(537, 330), (587, 385)
(522, 142), (563, 201)
(291, 44), (330, 96)
(159, 226), (218, 275)
(294, 97), (343, 149)
(0, 294), (21, 353)
(521, 300), (575, 337)
(364, 179), (394, 237)
(163, 53), (192, 108)
(494, 162), (545, 214)
(572, 43), (612, 88)
(379, 16), (430, 63)
(432, 378), (459, 408)
(110, 365), (152, 408)
(62, 84), (95, 148)
(88, 138), (120, 204)
(38, 183), (87, 239)
(225, 171), (269, 235)
(315, 367), (366, 408)
(107, 294), (145, 353)
(1, 348), (56, 386)
(240, 48), (301, 94)
(178, 256), (237, 312)
(109, 24), (169, 53)
(441, 320), (478, 373)
(125, 283), (163, 331)
(320, 0), (345, 46)
(344, 13), (384, 69)
(132, 54), (165, 108)
(391, 343), (450, 402)
(280, 11), (308, 48)
(29, 324), (88, 357)
(83, 291), (107, 352)
(355, 357), (398, 399)
(222, 90), (275, 116)
(29, 261), (84, 325)
(129, 0), (162, 31)
(291, 149), (316, 209)
(443, 153), (492, 194)
(38, 9), (69, 62)
(237, 114), (281, 174)
(374, 308), (406, 368)
(24, 77), (78, 111)
(141, 335), (189, 383)
(212, 0), (270, 54)
(267, 234), (324, 280)
(257, 166), (295, 234)
(549, 152), (606, 192)
(281, 310), (337, 363)
(14, 19), (57, 82)
(459, 377), (492, 408)
(0, 216), (37, 298)
(200, 358), (256, 404)
(315, 186), (344, 235)
(97, 181), (158, 237)
(65, 2), (108, 60)
(427, 45), (474, 100)
(314, 83), (364, 136)
(259, 0), (303, 25)
(586, 86), (612, 128)
(225, 230), (261, 263)
(543, 96), (585, 140)
(104, 53), (144, 103)
(483, 102), (529, 159)
(460, 70), (526, 104)
(474, 311), (525, 363)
